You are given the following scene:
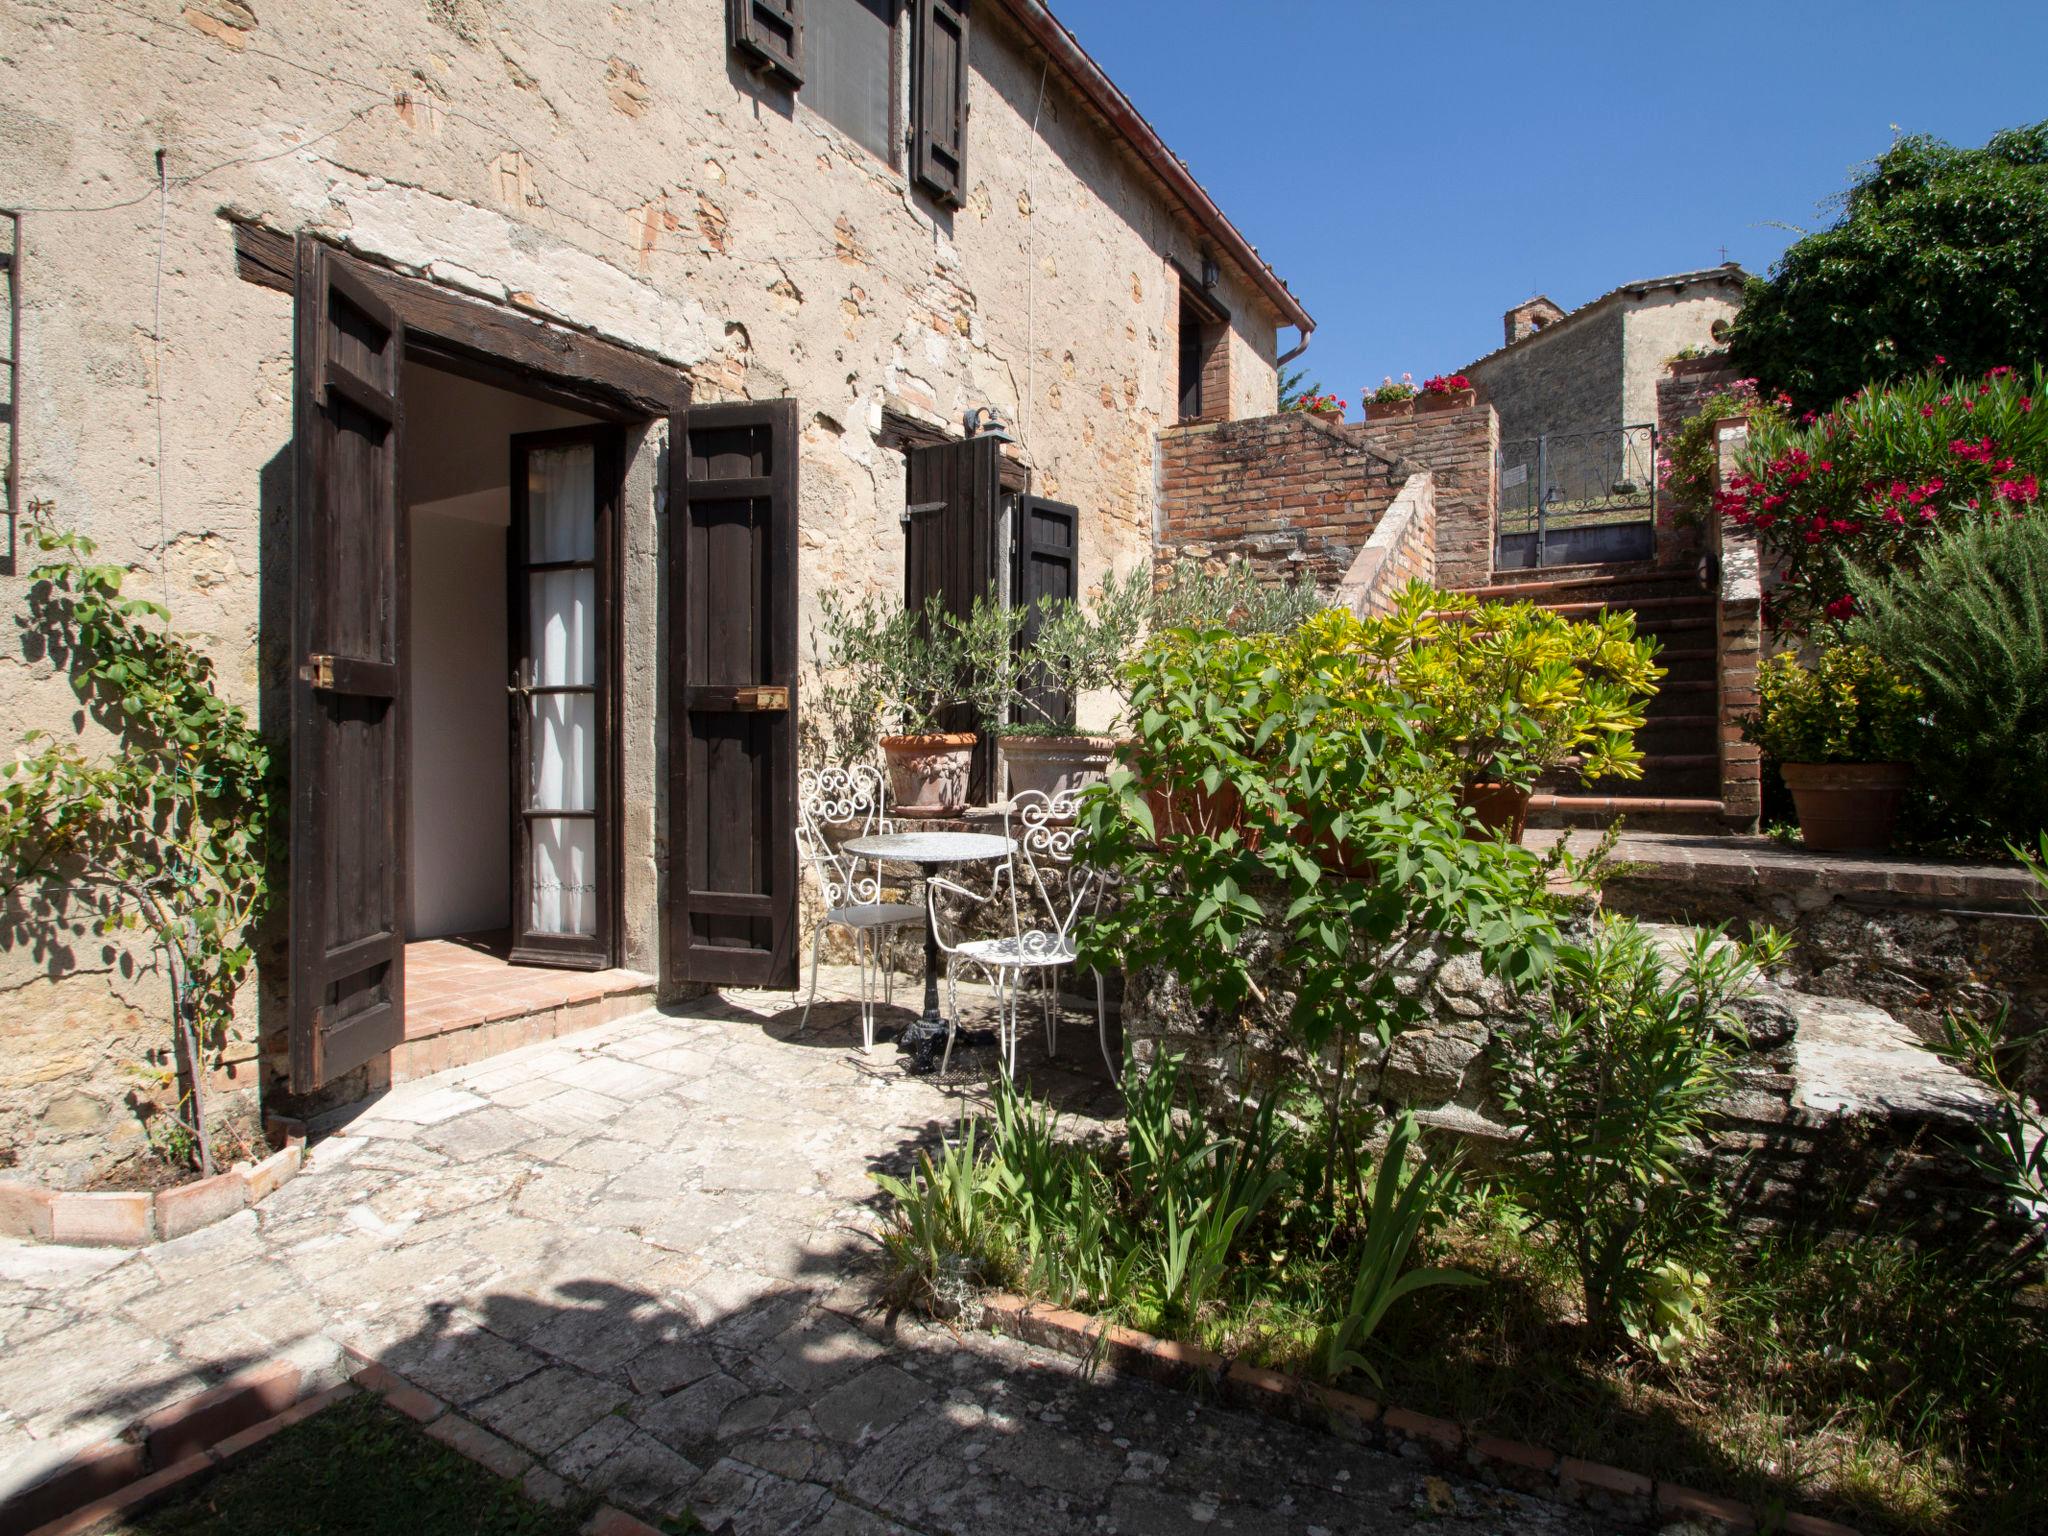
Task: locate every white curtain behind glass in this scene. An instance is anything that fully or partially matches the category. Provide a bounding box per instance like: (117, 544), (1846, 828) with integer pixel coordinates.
(527, 443), (597, 937)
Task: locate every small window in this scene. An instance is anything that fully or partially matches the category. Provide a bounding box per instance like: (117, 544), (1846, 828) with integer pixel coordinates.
(1178, 297), (1206, 422)
(807, 0), (896, 164)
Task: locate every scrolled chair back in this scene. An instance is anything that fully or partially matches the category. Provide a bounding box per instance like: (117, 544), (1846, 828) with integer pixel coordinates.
(797, 762), (891, 910)
(1005, 787), (1100, 945)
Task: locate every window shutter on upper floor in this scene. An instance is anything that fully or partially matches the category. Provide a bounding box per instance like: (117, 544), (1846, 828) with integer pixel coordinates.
(730, 0), (805, 89)
(911, 0), (969, 207)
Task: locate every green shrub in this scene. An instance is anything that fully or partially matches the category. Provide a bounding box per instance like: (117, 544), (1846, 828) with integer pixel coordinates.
(1744, 639), (1924, 765)
(1494, 918), (1788, 1343)
(1844, 513), (2048, 843)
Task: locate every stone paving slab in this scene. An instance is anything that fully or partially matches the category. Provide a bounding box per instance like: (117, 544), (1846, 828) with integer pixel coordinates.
(0, 969), (1626, 1535)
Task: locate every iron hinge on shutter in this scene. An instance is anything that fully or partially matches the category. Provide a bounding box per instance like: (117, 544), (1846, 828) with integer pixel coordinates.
(299, 654), (335, 690)
(901, 499), (946, 527)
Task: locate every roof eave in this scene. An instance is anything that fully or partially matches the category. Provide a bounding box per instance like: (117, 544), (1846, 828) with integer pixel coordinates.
(991, 0), (1313, 337)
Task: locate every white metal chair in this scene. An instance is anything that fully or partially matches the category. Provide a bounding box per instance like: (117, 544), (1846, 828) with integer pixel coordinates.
(796, 764), (925, 1051)
(927, 788), (1113, 1077)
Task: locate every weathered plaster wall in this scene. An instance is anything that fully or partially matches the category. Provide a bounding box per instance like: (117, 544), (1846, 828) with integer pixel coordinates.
(1617, 285), (1741, 429)
(0, 0), (1287, 1182)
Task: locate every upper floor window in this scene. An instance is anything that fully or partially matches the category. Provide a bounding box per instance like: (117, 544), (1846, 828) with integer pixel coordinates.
(808, 0), (896, 163)
(730, 0), (970, 206)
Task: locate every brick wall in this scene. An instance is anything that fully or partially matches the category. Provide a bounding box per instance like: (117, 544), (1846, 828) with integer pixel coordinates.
(1357, 403), (1498, 591)
(1711, 418), (1764, 829)
(1156, 400), (1497, 595)
(1653, 356), (1740, 570)
(1156, 412), (1405, 588)
(1334, 472), (1436, 616)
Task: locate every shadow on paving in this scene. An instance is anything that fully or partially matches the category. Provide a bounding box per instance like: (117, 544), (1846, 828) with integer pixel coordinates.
(17, 988), (1628, 1536)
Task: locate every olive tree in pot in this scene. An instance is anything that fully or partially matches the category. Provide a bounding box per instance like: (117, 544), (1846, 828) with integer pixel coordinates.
(1743, 638), (1923, 851)
(958, 569), (1150, 799)
(810, 591), (973, 817)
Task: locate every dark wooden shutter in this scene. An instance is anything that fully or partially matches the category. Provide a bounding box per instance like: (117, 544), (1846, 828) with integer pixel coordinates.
(289, 242), (408, 1092)
(1012, 496), (1078, 728)
(905, 433), (1001, 795)
(729, 0), (804, 88)
(667, 399), (799, 989)
(910, 0), (969, 206)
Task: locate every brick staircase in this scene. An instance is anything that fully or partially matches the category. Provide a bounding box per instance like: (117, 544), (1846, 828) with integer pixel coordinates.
(1461, 562), (1729, 831)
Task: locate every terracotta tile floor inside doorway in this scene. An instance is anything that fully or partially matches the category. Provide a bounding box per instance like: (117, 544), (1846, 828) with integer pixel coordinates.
(403, 931), (654, 1042)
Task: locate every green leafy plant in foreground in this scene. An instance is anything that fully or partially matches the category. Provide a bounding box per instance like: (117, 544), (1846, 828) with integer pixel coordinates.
(0, 517), (275, 1174)
(1321, 1110), (1475, 1387)
(1743, 636), (1924, 766)
(1495, 917), (1790, 1343)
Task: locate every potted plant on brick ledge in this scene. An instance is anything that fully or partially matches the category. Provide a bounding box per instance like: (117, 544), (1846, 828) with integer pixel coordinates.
(1744, 638), (1923, 852)
(812, 591), (975, 818)
(1290, 390), (1348, 427)
(1365, 374), (1418, 421)
(1417, 372), (1475, 413)
(1359, 584), (1664, 842)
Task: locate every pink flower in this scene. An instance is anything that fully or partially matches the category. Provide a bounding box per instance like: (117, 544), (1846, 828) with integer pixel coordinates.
(1826, 594), (1857, 620)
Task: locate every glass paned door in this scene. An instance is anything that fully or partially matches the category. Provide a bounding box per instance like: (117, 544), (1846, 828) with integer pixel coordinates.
(509, 426), (619, 968)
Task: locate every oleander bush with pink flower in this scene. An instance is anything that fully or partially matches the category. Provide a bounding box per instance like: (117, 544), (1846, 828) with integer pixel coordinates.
(1718, 361), (2044, 627)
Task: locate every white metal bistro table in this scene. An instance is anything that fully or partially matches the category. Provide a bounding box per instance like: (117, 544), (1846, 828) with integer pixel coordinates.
(842, 830), (1016, 1073)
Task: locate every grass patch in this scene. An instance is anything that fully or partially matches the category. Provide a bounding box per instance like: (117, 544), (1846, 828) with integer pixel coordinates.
(112, 1393), (607, 1536)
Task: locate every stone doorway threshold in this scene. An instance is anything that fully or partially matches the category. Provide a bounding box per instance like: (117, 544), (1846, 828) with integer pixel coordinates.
(395, 932), (654, 1083)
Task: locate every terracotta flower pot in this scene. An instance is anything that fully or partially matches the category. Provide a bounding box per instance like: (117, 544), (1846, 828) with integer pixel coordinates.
(881, 733), (976, 818)
(1365, 397), (1416, 421)
(1417, 387), (1476, 413)
(1458, 780), (1531, 843)
(1311, 407), (1345, 427)
(1002, 734), (1118, 798)
(1780, 761), (1911, 852)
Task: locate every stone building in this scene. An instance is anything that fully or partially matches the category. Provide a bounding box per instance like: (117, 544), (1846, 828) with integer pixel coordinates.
(0, 0), (1313, 1184)
(1463, 264), (1747, 449)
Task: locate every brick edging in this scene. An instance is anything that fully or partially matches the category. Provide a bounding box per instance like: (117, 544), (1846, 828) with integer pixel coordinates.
(0, 1132), (307, 1249)
(6, 1351), (662, 1536)
(974, 1293), (1860, 1536)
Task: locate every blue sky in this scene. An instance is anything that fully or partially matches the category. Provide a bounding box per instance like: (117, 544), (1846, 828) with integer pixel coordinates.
(1059, 0), (2048, 402)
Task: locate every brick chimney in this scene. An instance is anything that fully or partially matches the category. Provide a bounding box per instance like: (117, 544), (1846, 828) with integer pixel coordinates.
(1503, 296), (1565, 347)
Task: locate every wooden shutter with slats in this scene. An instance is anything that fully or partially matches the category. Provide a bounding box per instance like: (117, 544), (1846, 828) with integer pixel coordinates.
(1012, 495), (1078, 729)
(911, 0), (970, 207)
(905, 433), (1001, 796)
(667, 399), (799, 989)
(289, 241), (408, 1092)
(730, 0), (804, 88)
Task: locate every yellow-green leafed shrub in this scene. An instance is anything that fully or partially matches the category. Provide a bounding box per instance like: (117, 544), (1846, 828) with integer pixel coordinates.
(1279, 583), (1665, 789)
(1743, 639), (1924, 765)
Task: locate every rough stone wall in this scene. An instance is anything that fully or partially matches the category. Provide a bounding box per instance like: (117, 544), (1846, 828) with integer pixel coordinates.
(1467, 305), (1623, 461)
(1333, 472), (1435, 617)
(0, 0), (1287, 1183)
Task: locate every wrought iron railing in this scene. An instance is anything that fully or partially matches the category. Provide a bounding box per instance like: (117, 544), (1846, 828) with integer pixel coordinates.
(1496, 423), (1657, 569)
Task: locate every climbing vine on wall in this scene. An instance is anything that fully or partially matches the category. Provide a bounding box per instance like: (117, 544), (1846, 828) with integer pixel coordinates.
(0, 511), (276, 1174)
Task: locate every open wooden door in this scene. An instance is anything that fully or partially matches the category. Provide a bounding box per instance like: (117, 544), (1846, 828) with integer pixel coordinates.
(508, 425), (622, 970)
(289, 242), (408, 1092)
(666, 399), (799, 990)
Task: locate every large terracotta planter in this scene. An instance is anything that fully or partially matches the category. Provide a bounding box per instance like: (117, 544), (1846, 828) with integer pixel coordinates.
(1003, 734), (1118, 798)
(1458, 780), (1531, 843)
(881, 733), (976, 818)
(1417, 387), (1476, 414)
(1310, 407), (1345, 427)
(1780, 762), (1911, 852)
(1364, 397), (1416, 421)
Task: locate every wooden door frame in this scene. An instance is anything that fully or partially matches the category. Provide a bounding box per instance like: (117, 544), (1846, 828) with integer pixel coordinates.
(272, 232), (689, 1024)
(505, 423), (625, 970)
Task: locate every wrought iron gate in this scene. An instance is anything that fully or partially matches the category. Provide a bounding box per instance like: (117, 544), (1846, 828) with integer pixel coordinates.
(1496, 423), (1657, 570)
